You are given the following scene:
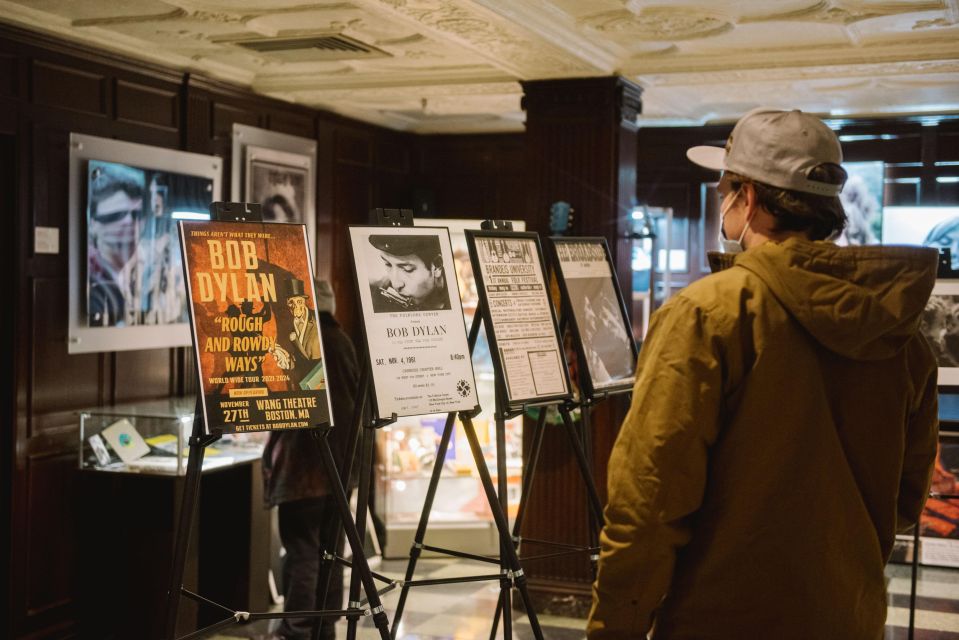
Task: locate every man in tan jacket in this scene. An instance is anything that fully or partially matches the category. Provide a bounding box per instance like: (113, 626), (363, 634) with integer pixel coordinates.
(588, 109), (939, 639)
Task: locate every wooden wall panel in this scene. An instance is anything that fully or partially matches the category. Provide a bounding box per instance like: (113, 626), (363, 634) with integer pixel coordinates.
(31, 60), (106, 117)
(115, 79), (179, 131)
(23, 452), (76, 628)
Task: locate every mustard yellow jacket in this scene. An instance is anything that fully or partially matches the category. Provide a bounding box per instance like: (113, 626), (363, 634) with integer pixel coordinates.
(588, 239), (940, 639)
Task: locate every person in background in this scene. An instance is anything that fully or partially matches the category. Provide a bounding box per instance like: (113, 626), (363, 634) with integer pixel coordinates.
(264, 279), (359, 640)
(588, 108), (939, 639)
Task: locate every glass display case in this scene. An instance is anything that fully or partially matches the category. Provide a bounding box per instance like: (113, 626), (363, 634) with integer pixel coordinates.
(78, 397), (265, 475)
(377, 219), (526, 557)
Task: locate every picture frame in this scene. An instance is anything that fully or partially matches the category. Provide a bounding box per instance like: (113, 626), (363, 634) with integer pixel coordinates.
(920, 280), (959, 386)
(231, 124), (317, 268)
(549, 237), (637, 398)
(67, 133), (222, 354)
(465, 229), (572, 409)
(348, 225), (479, 420)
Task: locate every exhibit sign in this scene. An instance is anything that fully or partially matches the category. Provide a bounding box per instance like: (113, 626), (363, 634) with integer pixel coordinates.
(179, 220), (333, 433)
(551, 237), (637, 396)
(466, 230), (571, 406)
(349, 226), (478, 419)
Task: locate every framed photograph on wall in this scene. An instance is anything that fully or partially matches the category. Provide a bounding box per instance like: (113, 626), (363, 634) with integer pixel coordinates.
(466, 230), (572, 408)
(348, 225), (478, 420)
(68, 133), (221, 354)
(836, 161), (884, 246)
(550, 237), (637, 398)
(920, 280), (959, 386)
(232, 124), (317, 266)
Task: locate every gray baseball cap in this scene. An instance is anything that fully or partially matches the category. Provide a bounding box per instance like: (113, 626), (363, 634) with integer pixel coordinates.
(687, 108), (844, 197)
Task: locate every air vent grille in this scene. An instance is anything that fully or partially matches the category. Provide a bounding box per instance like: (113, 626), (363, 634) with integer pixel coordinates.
(235, 34), (389, 60)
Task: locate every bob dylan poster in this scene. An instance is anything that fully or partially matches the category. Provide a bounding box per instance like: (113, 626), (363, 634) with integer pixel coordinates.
(349, 226), (478, 419)
(86, 159), (213, 328)
(471, 235), (569, 403)
(554, 240), (636, 391)
(180, 220), (332, 434)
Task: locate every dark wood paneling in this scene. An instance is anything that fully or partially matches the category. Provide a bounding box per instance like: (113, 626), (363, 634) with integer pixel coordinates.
(211, 101), (260, 140)
(335, 128), (373, 166)
(0, 53), (17, 98)
(114, 349), (176, 402)
(24, 452), (76, 622)
(31, 60), (106, 117)
(268, 110), (315, 138)
(116, 79), (179, 131)
(30, 277), (101, 424)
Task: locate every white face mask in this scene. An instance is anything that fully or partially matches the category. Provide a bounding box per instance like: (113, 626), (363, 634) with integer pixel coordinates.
(718, 187), (750, 254)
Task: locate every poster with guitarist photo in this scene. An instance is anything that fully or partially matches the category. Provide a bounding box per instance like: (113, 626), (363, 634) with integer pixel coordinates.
(550, 237), (637, 397)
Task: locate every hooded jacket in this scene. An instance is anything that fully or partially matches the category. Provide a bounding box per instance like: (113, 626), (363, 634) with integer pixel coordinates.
(588, 239), (940, 639)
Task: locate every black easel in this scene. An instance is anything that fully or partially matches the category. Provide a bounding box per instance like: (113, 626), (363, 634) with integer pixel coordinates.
(162, 202), (392, 640)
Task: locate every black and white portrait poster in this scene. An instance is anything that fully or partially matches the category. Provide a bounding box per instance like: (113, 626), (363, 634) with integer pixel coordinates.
(553, 239), (636, 393)
(920, 280), (959, 385)
(245, 146), (310, 225)
(467, 232), (570, 404)
(349, 226), (478, 418)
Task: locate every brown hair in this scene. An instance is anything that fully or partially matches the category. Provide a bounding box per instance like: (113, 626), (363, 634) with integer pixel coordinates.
(725, 164), (848, 241)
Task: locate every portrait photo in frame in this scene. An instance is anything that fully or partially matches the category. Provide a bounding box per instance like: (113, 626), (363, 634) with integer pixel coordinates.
(466, 230), (572, 408)
(550, 237), (637, 398)
(348, 225), (478, 420)
(68, 133), (222, 354)
(921, 280), (959, 386)
(231, 124), (317, 267)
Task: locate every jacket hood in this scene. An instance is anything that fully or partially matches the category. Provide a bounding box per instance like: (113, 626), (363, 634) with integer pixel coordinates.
(711, 239), (939, 360)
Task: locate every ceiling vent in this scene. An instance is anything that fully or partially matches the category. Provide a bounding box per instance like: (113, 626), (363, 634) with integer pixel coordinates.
(234, 34), (391, 62)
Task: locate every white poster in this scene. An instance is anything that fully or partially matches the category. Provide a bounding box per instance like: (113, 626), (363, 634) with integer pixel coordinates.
(554, 240), (636, 392)
(349, 226), (478, 418)
(470, 234), (569, 404)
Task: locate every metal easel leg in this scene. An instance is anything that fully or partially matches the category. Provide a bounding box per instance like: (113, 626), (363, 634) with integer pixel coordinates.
(314, 429), (391, 640)
(461, 413), (544, 640)
(390, 411), (457, 639)
(346, 423), (377, 640)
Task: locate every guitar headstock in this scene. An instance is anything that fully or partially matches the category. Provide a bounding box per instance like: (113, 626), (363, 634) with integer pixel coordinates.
(549, 201), (573, 236)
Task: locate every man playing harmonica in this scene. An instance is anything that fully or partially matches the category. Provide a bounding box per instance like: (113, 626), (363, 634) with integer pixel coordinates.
(367, 234), (452, 313)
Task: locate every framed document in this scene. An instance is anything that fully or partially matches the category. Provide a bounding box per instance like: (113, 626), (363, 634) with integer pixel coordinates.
(466, 230), (571, 407)
(348, 226), (478, 419)
(550, 237), (637, 397)
(179, 220), (333, 434)
(921, 280), (959, 386)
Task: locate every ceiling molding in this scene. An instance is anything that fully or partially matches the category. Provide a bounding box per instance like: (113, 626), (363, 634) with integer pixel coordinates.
(253, 66), (513, 92)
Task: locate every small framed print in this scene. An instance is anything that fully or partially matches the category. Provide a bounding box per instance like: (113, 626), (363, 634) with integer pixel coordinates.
(920, 280), (959, 386)
(550, 237), (637, 398)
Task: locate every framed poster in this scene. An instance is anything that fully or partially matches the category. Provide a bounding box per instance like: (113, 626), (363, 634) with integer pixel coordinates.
(466, 230), (571, 408)
(232, 124), (317, 267)
(920, 280), (959, 386)
(920, 436), (959, 568)
(179, 220), (332, 434)
(348, 226), (478, 419)
(68, 133), (221, 354)
(550, 237), (637, 397)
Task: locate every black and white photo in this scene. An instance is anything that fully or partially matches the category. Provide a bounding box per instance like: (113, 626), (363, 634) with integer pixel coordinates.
(246, 149), (309, 225)
(920, 281), (959, 385)
(365, 234), (452, 313)
(349, 226), (477, 418)
(552, 239), (637, 394)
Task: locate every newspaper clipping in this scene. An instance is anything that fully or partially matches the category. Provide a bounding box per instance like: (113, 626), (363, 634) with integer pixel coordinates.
(471, 234), (569, 403)
(349, 226), (478, 418)
(179, 220), (333, 433)
(554, 240), (636, 391)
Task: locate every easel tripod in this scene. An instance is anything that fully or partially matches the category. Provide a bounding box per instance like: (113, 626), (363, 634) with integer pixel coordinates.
(162, 203), (392, 640)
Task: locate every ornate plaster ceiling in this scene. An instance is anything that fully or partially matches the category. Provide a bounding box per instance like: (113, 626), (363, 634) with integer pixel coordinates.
(1, 0), (957, 132)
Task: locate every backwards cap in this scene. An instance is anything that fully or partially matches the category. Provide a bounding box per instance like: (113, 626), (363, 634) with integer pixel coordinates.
(687, 108), (844, 197)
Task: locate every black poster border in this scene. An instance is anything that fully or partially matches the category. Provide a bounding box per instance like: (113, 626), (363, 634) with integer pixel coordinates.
(465, 229), (573, 411)
(548, 236), (638, 400)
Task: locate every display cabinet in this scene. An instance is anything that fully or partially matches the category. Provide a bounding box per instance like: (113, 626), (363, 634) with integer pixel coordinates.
(78, 397), (265, 475)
